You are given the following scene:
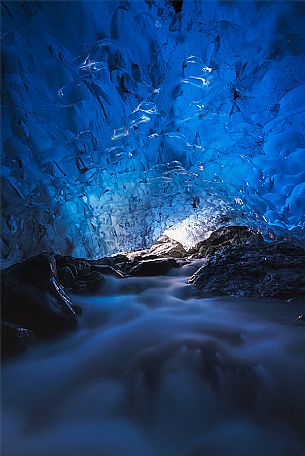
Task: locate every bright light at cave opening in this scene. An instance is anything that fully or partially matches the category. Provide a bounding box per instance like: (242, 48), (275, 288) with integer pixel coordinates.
(163, 215), (212, 249)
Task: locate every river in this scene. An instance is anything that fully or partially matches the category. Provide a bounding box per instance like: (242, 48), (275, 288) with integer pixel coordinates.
(2, 261), (305, 455)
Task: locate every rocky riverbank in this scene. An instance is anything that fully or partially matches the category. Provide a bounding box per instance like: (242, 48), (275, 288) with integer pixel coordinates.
(2, 226), (305, 358)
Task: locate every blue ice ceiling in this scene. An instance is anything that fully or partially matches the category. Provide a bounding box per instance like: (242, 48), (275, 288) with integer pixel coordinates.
(1, 0), (305, 266)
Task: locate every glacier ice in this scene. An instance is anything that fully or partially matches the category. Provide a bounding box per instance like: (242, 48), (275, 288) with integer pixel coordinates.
(1, 0), (305, 267)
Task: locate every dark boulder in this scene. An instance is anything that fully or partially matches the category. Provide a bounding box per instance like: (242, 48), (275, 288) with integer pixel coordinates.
(80, 271), (105, 292)
(90, 254), (131, 274)
(91, 264), (125, 278)
(57, 265), (76, 287)
(92, 254), (130, 267)
(129, 258), (180, 276)
(2, 254), (77, 338)
(54, 255), (108, 292)
(188, 225), (263, 258)
(55, 255), (91, 277)
(189, 238), (305, 298)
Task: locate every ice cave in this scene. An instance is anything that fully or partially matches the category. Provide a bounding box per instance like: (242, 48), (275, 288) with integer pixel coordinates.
(1, 1), (305, 455)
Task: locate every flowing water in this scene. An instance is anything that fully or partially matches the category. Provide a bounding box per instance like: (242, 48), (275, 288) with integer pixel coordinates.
(2, 262), (305, 456)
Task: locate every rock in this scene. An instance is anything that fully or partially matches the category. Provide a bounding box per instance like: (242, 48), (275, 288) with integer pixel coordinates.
(97, 254), (130, 267)
(55, 255), (91, 277)
(55, 255), (111, 291)
(129, 258), (180, 276)
(57, 265), (76, 287)
(91, 264), (125, 278)
(189, 237), (305, 298)
(1, 321), (36, 359)
(111, 254), (130, 264)
(188, 225), (263, 258)
(120, 236), (187, 262)
(90, 254), (131, 274)
(125, 250), (150, 262)
(81, 271), (105, 292)
(2, 254), (77, 338)
(147, 235), (188, 258)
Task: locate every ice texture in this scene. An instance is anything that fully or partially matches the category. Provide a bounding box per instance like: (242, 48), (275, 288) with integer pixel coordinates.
(1, 1), (305, 266)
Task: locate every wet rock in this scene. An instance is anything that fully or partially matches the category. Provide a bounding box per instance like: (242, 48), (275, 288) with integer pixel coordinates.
(55, 255), (91, 277)
(2, 254), (77, 338)
(1, 321), (36, 359)
(57, 265), (76, 287)
(90, 254), (131, 274)
(91, 264), (125, 278)
(147, 235), (188, 258)
(81, 271), (105, 292)
(97, 254), (130, 267)
(130, 258), (180, 276)
(189, 238), (305, 298)
(188, 225), (263, 259)
(55, 255), (110, 291)
(110, 254), (130, 264)
(124, 250), (150, 262)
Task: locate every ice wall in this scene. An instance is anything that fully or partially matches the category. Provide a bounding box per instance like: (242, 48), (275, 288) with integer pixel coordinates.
(1, 0), (305, 266)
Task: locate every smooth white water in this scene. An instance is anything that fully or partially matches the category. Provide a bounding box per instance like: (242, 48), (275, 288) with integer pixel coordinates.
(2, 262), (305, 456)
